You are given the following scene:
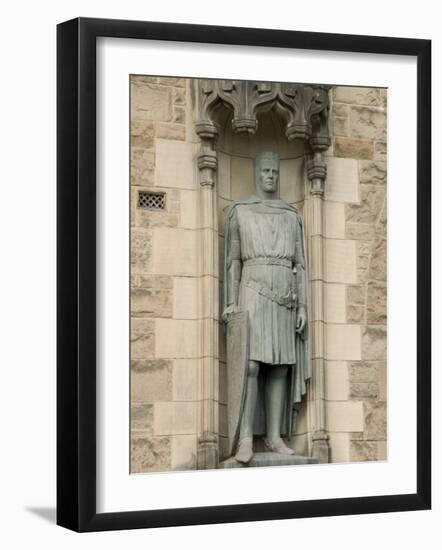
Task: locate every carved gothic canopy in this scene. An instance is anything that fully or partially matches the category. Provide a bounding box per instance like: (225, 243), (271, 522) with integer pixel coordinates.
(196, 79), (331, 151)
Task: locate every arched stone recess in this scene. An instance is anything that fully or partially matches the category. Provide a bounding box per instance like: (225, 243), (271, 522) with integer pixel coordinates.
(194, 79), (332, 467)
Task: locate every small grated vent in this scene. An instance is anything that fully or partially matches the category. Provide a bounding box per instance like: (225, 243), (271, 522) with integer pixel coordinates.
(137, 191), (166, 211)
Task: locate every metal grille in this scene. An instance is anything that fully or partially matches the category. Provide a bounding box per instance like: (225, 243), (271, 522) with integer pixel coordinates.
(137, 191), (166, 210)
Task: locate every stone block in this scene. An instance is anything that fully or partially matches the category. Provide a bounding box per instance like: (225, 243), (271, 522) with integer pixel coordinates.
(378, 362), (387, 401)
(131, 434), (171, 473)
(349, 106), (386, 141)
(362, 325), (387, 361)
(131, 228), (152, 274)
(367, 281), (387, 324)
(333, 116), (349, 136)
(131, 287), (173, 318)
(217, 152), (231, 200)
(154, 122), (186, 141)
(333, 103), (349, 117)
(324, 157), (360, 203)
(131, 318), (155, 359)
(131, 273), (173, 290)
(131, 148), (155, 188)
(349, 382), (379, 399)
(131, 359), (173, 402)
(347, 305), (365, 324)
(171, 435), (197, 470)
(346, 184), (385, 224)
(350, 440), (378, 462)
(155, 319), (200, 358)
(173, 106), (186, 124)
(173, 87), (186, 105)
(157, 77), (186, 87)
(378, 440), (387, 460)
(349, 361), (379, 383)
(324, 284), (346, 323)
(131, 81), (172, 122)
(334, 137), (374, 160)
(347, 285), (365, 306)
(279, 157), (305, 203)
(178, 190), (201, 229)
(172, 359), (200, 401)
(326, 401), (364, 432)
(131, 403), (154, 431)
(376, 202), (387, 237)
(325, 239), (357, 284)
(374, 141), (387, 161)
(173, 276), (199, 319)
(368, 238), (387, 282)
(154, 401), (198, 435)
(152, 227), (199, 276)
(155, 140), (197, 189)
(328, 432), (350, 463)
(326, 324), (361, 361)
(346, 223), (375, 241)
(231, 156), (254, 200)
(364, 401), (387, 440)
(333, 87), (381, 106)
(325, 361), (349, 401)
(134, 200), (179, 230)
(324, 201), (346, 238)
(359, 160), (387, 185)
(131, 75), (157, 86)
(131, 120), (155, 150)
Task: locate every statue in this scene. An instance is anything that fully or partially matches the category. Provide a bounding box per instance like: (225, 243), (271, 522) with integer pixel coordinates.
(222, 151), (310, 464)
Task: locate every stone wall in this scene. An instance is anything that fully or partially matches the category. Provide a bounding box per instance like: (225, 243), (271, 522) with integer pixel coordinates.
(130, 78), (388, 472)
(130, 76), (203, 473)
(325, 86), (387, 462)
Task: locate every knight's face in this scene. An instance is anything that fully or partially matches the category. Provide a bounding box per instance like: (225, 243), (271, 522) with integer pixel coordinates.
(257, 160), (279, 193)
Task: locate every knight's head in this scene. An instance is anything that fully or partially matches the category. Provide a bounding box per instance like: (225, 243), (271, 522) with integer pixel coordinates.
(254, 152), (280, 194)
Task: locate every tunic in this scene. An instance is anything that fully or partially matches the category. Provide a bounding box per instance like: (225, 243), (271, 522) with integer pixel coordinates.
(225, 197), (307, 365)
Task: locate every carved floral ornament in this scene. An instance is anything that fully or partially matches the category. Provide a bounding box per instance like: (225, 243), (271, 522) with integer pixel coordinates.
(195, 79), (332, 192)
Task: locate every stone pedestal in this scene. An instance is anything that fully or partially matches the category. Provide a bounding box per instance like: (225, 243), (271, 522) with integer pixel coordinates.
(218, 452), (318, 468)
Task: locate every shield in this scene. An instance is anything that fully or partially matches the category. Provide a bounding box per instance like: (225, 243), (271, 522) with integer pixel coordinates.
(226, 310), (249, 456)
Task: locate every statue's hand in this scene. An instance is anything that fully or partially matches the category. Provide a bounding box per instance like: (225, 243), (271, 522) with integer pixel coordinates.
(222, 304), (239, 323)
(296, 307), (307, 333)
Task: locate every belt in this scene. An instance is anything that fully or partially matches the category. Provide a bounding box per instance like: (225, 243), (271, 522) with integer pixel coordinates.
(243, 257), (292, 269)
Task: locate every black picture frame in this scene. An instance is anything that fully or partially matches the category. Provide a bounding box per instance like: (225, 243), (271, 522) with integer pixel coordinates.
(57, 17), (431, 532)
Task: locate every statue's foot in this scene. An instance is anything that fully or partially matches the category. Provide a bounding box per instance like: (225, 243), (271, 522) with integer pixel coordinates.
(235, 437), (254, 464)
(264, 437), (295, 455)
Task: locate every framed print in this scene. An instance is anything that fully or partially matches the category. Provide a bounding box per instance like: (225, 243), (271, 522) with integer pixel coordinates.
(57, 17), (431, 532)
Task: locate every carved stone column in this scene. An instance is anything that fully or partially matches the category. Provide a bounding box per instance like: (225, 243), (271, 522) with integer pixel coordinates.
(194, 102), (219, 469)
(306, 87), (331, 462)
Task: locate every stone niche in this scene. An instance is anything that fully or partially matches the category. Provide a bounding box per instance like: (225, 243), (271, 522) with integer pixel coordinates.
(194, 79), (333, 467)
(213, 105), (309, 460)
